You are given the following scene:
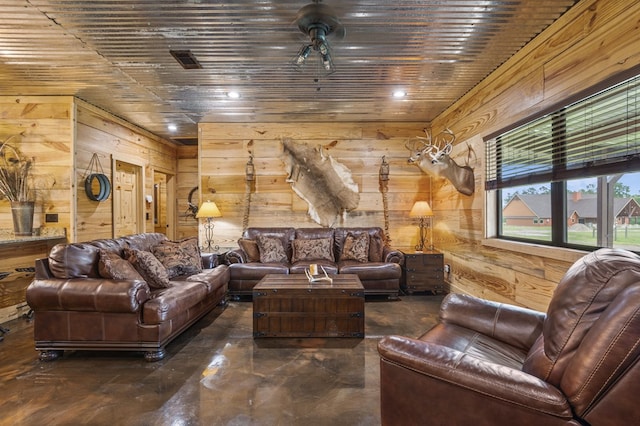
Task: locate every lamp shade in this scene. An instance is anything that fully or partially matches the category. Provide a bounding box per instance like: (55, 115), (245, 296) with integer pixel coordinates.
(196, 201), (222, 218)
(409, 201), (433, 218)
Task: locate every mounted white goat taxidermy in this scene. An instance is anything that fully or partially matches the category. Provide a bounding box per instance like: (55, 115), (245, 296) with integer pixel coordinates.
(281, 138), (359, 226)
(405, 128), (475, 196)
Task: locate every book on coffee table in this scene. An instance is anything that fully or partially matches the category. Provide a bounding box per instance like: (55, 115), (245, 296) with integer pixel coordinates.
(304, 265), (333, 283)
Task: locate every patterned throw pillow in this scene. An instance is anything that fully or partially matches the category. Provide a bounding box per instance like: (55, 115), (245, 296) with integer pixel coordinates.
(98, 249), (144, 281)
(340, 232), (370, 263)
(152, 237), (202, 278)
(256, 236), (289, 264)
(238, 238), (260, 263)
(291, 238), (334, 263)
(124, 247), (171, 289)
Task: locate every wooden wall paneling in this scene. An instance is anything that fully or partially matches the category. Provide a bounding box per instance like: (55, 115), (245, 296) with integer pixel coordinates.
(514, 270), (557, 312)
(198, 121), (427, 253)
(75, 101), (176, 242)
(421, 0), (640, 310)
(0, 96), (74, 237)
(543, 1), (640, 102)
(199, 122), (365, 140)
(176, 145), (199, 240)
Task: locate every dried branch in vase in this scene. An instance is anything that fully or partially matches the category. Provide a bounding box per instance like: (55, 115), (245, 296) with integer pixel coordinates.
(0, 135), (34, 202)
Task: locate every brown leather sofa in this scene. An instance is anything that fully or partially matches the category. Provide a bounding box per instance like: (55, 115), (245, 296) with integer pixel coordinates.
(226, 227), (404, 298)
(26, 233), (229, 362)
(377, 248), (640, 425)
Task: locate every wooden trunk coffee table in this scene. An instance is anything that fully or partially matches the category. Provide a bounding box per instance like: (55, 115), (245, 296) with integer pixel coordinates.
(252, 274), (365, 338)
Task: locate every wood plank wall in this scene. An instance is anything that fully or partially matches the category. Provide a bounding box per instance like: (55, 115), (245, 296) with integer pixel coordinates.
(75, 100), (178, 242)
(198, 122), (431, 252)
(427, 0), (640, 311)
(0, 96), (74, 323)
(0, 97), (177, 322)
(176, 145), (199, 239)
(0, 96), (74, 236)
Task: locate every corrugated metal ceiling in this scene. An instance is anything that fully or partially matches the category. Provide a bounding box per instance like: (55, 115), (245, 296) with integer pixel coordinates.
(0, 0), (577, 143)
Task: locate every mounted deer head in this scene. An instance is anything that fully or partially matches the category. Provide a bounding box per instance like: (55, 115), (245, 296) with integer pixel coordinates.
(406, 128), (475, 196)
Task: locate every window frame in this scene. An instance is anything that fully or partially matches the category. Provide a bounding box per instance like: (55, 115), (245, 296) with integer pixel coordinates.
(486, 72), (640, 253)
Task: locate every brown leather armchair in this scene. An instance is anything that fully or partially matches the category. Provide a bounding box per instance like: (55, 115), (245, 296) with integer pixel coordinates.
(378, 248), (640, 425)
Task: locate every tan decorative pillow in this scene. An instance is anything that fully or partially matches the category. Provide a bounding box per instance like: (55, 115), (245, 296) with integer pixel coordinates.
(257, 236), (288, 263)
(292, 238), (334, 263)
(340, 232), (370, 263)
(98, 249), (144, 281)
(153, 237), (202, 278)
(238, 238), (260, 262)
(123, 247), (171, 289)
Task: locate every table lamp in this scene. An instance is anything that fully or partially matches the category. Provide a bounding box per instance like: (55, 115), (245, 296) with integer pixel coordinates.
(409, 201), (433, 252)
(196, 200), (222, 252)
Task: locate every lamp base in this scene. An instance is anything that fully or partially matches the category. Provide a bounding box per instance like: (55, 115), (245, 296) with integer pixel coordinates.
(201, 218), (219, 253)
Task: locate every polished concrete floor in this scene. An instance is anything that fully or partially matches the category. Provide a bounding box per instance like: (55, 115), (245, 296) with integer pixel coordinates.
(0, 295), (444, 426)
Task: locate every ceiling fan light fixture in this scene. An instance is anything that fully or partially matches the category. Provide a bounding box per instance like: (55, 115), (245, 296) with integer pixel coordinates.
(321, 52), (335, 73)
(292, 2), (344, 75)
(294, 44), (313, 68)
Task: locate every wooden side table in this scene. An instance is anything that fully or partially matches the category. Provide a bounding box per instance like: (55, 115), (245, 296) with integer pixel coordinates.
(402, 250), (445, 294)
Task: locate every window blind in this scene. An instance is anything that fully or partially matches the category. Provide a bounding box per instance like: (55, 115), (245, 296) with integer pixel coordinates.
(486, 74), (640, 190)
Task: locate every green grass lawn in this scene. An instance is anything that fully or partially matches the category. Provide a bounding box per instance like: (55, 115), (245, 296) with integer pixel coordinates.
(502, 225), (640, 251)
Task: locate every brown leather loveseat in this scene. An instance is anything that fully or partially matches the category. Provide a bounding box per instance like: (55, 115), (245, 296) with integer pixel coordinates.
(226, 227), (404, 298)
(26, 233), (229, 362)
(378, 248), (640, 425)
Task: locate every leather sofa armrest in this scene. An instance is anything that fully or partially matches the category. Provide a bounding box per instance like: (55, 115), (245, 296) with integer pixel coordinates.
(439, 293), (546, 351)
(226, 248), (246, 264)
(34, 257), (54, 279)
(378, 335), (573, 418)
(26, 278), (150, 313)
(383, 247), (404, 264)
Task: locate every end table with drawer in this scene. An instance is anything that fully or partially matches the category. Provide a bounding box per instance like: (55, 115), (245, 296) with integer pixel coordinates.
(402, 250), (445, 294)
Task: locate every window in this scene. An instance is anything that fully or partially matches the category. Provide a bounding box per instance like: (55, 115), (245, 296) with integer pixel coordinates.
(486, 74), (640, 252)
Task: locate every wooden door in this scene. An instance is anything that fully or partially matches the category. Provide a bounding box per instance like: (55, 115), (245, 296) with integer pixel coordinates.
(113, 160), (141, 237)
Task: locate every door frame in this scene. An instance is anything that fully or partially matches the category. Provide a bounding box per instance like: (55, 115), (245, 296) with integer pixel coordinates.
(151, 168), (176, 240)
(111, 154), (145, 238)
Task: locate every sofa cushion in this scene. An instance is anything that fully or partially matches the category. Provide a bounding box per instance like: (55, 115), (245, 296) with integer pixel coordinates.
(98, 249), (144, 281)
(245, 228), (295, 262)
(292, 237), (334, 263)
(48, 242), (101, 279)
(257, 236), (288, 263)
(124, 247), (171, 289)
(339, 261), (401, 280)
(152, 237), (202, 278)
(238, 238), (261, 262)
(369, 231), (385, 262)
(185, 264), (230, 293)
(340, 232), (370, 262)
(142, 281), (208, 324)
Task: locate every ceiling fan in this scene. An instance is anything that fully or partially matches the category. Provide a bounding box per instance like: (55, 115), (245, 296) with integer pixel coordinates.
(292, 1), (345, 74)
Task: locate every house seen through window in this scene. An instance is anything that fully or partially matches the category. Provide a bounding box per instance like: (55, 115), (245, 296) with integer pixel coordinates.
(487, 73), (640, 253)
(501, 173), (640, 251)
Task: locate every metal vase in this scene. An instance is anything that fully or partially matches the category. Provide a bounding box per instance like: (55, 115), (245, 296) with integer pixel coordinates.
(11, 201), (34, 237)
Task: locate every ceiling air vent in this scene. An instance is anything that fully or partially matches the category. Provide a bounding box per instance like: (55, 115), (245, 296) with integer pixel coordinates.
(170, 50), (202, 69)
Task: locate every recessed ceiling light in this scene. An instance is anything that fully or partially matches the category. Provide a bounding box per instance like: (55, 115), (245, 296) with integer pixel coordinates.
(392, 90), (407, 98)
(168, 124), (177, 132)
(227, 91), (240, 99)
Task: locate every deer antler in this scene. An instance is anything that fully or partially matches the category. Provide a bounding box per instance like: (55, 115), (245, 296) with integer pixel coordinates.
(424, 128), (456, 161)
